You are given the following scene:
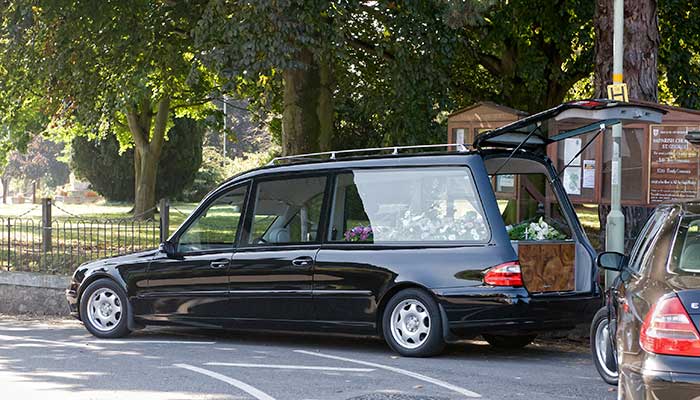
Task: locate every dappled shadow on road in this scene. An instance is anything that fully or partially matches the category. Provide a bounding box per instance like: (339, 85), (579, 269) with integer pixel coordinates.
(0, 317), (231, 399)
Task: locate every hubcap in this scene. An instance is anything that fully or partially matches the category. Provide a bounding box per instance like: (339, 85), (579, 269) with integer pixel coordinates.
(87, 288), (122, 332)
(390, 299), (431, 349)
(595, 319), (618, 378)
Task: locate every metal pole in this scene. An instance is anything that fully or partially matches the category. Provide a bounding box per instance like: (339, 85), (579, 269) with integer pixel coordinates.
(605, 0), (625, 288)
(222, 97), (227, 165)
(159, 198), (169, 243)
(41, 198), (52, 254)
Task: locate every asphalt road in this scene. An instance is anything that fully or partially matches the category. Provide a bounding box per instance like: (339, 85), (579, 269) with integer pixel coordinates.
(0, 315), (616, 400)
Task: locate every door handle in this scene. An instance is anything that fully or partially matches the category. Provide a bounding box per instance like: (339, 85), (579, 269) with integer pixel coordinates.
(291, 256), (313, 267)
(210, 261), (230, 269)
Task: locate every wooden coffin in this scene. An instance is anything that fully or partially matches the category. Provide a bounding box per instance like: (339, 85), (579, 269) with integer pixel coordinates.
(516, 241), (575, 293)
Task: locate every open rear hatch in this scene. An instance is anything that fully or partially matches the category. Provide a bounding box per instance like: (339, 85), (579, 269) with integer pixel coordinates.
(474, 99), (665, 154)
(475, 100), (666, 294)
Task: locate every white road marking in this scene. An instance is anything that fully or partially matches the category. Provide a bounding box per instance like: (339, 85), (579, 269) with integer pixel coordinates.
(0, 334), (101, 349)
(88, 340), (216, 345)
(295, 350), (481, 398)
(174, 363), (276, 400)
(205, 362), (374, 372)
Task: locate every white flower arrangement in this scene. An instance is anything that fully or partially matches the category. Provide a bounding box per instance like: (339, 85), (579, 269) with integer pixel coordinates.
(377, 208), (489, 242)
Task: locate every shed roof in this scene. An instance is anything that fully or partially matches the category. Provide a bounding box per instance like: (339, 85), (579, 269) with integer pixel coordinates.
(448, 101), (529, 118)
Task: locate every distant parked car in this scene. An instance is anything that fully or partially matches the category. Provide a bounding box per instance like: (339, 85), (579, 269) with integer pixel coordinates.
(592, 202), (700, 398)
(66, 100), (663, 357)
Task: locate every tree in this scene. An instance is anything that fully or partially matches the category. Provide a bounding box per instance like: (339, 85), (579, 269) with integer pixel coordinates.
(194, 1), (466, 154)
(72, 118), (205, 204)
(593, 0), (659, 101)
(448, 0), (595, 113)
(659, 0), (700, 109)
(0, 0), (218, 218)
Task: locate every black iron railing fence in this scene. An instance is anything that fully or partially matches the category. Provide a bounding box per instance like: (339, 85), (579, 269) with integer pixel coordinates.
(1, 199), (167, 275)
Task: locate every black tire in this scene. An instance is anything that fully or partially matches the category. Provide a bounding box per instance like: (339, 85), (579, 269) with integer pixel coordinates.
(79, 278), (131, 338)
(590, 307), (618, 385)
(483, 334), (536, 349)
(382, 288), (445, 357)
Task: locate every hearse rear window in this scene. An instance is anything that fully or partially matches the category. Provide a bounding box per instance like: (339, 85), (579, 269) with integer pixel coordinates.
(328, 167), (489, 244)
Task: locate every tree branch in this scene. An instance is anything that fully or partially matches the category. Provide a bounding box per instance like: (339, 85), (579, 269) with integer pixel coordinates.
(126, 110), (148, 149)
(346, 35), (395, 61)
(149, 95), (171, 156)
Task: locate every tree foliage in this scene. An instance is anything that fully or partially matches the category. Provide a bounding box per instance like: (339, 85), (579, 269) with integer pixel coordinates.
(194, 1), (469, 151)
(448, 0), (595, 113)
(0, 0), (218, 217)
(71, 118), (205, 203)
(659, 0), (700, 109)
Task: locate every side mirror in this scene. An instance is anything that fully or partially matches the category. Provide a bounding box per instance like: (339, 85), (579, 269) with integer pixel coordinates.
(596, 251), (627, 272)
(159, 240), (178, 258)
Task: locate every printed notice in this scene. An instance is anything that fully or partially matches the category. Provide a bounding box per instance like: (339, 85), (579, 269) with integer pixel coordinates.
(649, 125), (700, 203)
(564, 167), (582, 195)
(564, 138), (582, 166)
(583, 160), (596, 189)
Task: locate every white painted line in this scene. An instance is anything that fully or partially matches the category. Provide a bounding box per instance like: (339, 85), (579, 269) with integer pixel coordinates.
(0, 334), (101, 349)
(205, 362), (374, 372)
(295, 350), (481, 398)
(174, 363), (276, 400)
(88, 340), (216, 345)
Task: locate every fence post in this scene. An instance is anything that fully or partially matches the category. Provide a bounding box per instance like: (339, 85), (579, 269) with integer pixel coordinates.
(159, 198), (169, 243)
(42, 198), (52, 253)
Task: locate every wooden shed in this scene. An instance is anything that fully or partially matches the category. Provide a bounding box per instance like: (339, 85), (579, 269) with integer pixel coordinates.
(447, 102), (528, 146)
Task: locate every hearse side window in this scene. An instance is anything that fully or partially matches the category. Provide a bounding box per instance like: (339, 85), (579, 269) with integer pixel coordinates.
(670, 215), (700, 275)
(247, 176), (327, 245)
(178, 185), (247, 253)
(328, 167), (489, 243)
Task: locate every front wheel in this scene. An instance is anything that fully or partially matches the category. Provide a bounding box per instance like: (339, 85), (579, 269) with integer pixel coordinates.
(79, 278), (131, 338)
(590, 307), (618, 385)
(382, 289), (445, 357)
(483, 334), (536, 349)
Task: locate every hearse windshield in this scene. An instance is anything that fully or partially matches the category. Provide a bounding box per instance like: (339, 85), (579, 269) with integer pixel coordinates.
(328, 167), (490, 244)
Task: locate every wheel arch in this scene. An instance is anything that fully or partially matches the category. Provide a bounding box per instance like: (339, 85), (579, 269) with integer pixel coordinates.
(376, 282), (445, 337)
(77, 272), (139, 330)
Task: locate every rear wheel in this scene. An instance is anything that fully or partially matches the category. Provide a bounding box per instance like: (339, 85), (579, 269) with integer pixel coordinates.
(382, 288), (445, 357)
(79, 278), (131, 338)
(590, 307), (618, 385)
(483, 334), (536, 349)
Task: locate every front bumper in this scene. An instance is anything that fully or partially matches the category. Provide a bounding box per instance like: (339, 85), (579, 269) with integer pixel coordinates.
(65, 281), (80, 318)
(620, 355), (700, 400)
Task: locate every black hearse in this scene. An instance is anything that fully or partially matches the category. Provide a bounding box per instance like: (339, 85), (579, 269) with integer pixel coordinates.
(66, 100), (664, 356)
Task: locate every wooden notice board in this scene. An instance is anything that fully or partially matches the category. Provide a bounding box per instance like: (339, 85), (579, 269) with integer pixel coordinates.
(649, 125), (700, 204)
(517, 242), (575, 293)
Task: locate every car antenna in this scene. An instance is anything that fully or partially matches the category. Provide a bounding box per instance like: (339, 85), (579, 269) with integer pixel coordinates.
(492, 122), (544, 176)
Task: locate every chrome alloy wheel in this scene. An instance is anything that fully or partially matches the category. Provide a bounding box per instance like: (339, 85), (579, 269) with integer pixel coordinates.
(595, 318), (618, 378)
(389, 299), (431, 349)
(86, 288), (122, 332)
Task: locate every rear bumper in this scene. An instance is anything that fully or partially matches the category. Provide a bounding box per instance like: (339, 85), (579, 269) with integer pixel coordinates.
(432, 287), (601, 337)
(620, 356), (700, 400)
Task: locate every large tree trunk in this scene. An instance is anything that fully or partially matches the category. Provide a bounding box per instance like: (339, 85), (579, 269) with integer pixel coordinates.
(594, 0), (659, 251)
(126, 96), (170, 220)
(594, 0), (659, 101)
(282, 48), (334, 156)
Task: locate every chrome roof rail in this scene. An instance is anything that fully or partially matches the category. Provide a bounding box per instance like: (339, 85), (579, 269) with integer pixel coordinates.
(267, 143), (471, 166)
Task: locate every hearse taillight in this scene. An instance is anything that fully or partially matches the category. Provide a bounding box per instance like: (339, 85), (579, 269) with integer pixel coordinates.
(484, 262), (523, 287)
(640, 295), (700, 357)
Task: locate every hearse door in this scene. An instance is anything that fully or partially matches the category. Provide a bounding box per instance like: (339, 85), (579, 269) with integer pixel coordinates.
(143, 183), (249, 322)
(228, 174), (328, 324)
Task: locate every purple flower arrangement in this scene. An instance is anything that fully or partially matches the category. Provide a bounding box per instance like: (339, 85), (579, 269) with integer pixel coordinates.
(344, 225), (374, 242)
